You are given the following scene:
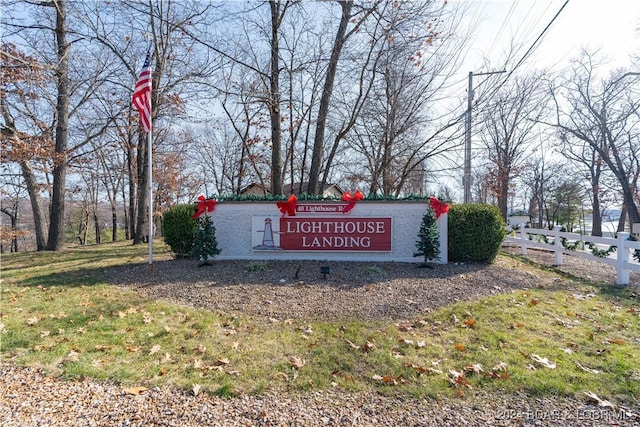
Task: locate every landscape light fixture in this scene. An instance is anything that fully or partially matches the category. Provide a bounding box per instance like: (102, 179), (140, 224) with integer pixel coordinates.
(320, 266), (330, 279)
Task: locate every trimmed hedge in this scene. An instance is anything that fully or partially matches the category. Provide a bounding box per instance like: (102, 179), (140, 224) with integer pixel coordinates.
(162, 204), (198, 258)
(448, 203), (506, 263)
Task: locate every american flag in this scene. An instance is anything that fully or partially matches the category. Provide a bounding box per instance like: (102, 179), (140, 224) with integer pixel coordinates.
(132, 47), (152, 132)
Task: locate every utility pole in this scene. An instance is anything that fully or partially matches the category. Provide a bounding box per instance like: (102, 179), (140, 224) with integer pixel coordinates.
(464, 70), (506, 203)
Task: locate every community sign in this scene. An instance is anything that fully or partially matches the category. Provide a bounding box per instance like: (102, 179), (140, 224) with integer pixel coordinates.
(251, 203), (392, 252)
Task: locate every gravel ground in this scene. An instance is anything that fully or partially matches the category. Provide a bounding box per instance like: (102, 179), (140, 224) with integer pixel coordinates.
(2, 247), (638, 426)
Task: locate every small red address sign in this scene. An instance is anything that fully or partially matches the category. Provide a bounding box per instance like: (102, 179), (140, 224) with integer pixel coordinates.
(279, 217), (391, 251)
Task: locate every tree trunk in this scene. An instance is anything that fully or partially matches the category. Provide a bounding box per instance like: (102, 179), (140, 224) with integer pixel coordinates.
(93, 212), (101, 244)
(133, 131), (148, 244)
(269, 0), (283, 196)
(0, 97), (49, 249)
(111, 206), (118, 241)
(20, 160), (48, 250)
(307, 1), (353, 195)
(1, 208), (19, 252)
(46, 0), (69, 251)
(127, 134), (136, 241)
(590, 189), (602, 236)
(617, 205), (627, 232)
(498, 179), (509, 220)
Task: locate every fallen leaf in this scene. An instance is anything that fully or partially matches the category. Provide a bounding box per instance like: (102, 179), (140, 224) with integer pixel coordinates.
(372, 374), (399, 385)
(531, 354), (556, 369)
(607, 338), (626, 345)
(464, 363), (484, 374)
(397, 323), (413, 332)
(214, 358), (230, 366)
(126, 346), (142, 353)
(66, 350), (80, 362)
(463, 318), (476, 328)
(124, 386), (148, 396)
(492, 361), (507, 371)
(149, 345), (161, 356)
(95, 344), (112, 351)
(26, 317), (39, 326)
(345, 339), (360, 350)
(192, 383), (201, 396)
(407, 363), (442, 375)
(91, 359), (109, 367)
(454, 343), (466, 352)
(584, 391), (616, 409)
(289, 356), (305, 369)
(40, 330), (50, 338)
(143, 313), (152, 324)
(529, 298), (539, 306)
(448, 370), (472, 388)
(363, 341), (376, 352)
(399, 338), (414, 346)
(576, 362), (601, 374)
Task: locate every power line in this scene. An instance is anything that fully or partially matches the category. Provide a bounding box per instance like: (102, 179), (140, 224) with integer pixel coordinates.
(473, 0), (570, 119)
(506, 0), (570, 79)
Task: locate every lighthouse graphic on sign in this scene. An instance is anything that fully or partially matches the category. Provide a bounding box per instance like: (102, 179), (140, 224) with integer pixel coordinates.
(252, 217), (282, 250)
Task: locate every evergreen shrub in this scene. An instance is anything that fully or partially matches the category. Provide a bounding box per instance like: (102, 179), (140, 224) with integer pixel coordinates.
(191, 215), (221, 265)
(414, 207), (440, 263)
(448, 203), (506, 263)
(162, 204), (198, 258)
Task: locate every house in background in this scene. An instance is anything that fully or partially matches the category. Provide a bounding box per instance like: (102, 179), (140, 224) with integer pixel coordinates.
(239, 182), (345, 198)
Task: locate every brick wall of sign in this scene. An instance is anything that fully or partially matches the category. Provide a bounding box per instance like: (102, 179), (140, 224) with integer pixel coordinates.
(208, 201), (447, 263)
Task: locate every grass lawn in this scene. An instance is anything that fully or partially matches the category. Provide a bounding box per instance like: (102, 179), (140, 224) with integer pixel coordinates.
(1, 240), (638, 402)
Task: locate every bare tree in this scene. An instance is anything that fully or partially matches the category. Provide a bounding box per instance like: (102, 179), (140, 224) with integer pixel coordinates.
(340, 1), (469, 196)
(549, 51), (640, 228)
(478, 73), (548, 219)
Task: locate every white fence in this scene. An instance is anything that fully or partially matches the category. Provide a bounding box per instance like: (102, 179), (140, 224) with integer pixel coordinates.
(504, 226), (640, 285)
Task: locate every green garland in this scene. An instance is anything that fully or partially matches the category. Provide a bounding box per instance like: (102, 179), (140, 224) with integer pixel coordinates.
(530, 231), (638, 260)
(585, 241), (617, 258)
(524, 232), (618, 258)
(205, 193), (442, 202)
(559, 238), (617, 258)
(628, 234), (640, 262)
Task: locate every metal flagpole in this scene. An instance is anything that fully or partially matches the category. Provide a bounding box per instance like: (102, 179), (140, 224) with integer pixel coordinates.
(132, 38), (153, 270)
(147, 121), (153, 271)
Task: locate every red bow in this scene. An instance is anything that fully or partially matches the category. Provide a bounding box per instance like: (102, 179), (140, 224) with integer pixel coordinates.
(193, 195), (216, 219)
(341, 190), (364, 214)
(277, 194), (298, 216)
(429, 197), (449, 219)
